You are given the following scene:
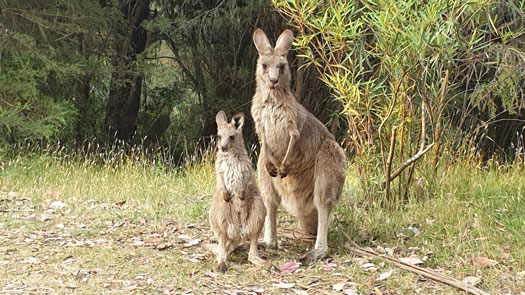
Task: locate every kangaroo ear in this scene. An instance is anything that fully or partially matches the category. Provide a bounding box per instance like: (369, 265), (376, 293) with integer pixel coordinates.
(253, 28), (272, 55)
(274, 29), (294, 56)
(216, 111), (228, 127)
(231, 113), (245, 131)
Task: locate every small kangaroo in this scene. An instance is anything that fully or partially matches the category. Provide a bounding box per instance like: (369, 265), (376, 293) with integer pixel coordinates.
(209, 111), (266, 273)
(251, 29), (346, 263)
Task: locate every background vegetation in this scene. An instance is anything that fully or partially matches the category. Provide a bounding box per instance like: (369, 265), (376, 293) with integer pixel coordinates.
(1, 0), (523, 192)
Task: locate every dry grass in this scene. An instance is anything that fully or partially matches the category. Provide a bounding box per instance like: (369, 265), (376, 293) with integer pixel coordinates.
(0, 152), (524, 294)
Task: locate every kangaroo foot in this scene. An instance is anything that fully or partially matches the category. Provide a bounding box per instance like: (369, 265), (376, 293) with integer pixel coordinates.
(216, 261), (227, 273)
(261, 239), (278, 250)
(248, 254), (266, 266)
(300, 248), (328, 265)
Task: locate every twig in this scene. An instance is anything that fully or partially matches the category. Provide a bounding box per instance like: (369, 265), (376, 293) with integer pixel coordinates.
(420, 100), (427, 152)
(432, 70), (449, 170)
(385, 127), (397, 201)
(384, 143), (434, 184)
(343, 237), (491, 295)
(403, 100), (427, 200)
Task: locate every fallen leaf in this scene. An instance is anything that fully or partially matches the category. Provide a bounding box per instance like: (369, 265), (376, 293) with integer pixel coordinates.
(377, 269), (394, 281)
(361, 262), (377, 271)
(111, 221), (125, 228)
(48, 191), (59, 198)
(384, 247), (395, 256)
(203, 270), (218, 278)
(24, 256), (41, 264)
(7, 191), (19, 198)
(408, 225), (420, 235)
(293, 289), (309, 295)
(182, 238), (202, 248)
(471, 256), (498, 268)
(250, 287), (264, 294)
(144, 237), (162, 244)
(177, 234), (191, 240)
(49, 201), (66, 209)
(22, 214), (36, 220)
(399, 255), (423, 265)
(40, 213), (53, 221)
(273, 282), (295, 289)
(156, 242), (174, 250)
(114, 200), (126, 207)
(323, 261), (337, 271)
(343, 289), (359, 295)
(279, 261), (300, 273)
(463, 276), (481, 286)
(63, 256), (75, 264)
(186, 253), (205, 263)
(332, 282), (346, 291)
(64, 282), (78, 289)
(131, 237), (144, 247)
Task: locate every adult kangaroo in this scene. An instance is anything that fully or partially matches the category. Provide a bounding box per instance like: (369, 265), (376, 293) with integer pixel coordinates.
(251, 28), (346, 263)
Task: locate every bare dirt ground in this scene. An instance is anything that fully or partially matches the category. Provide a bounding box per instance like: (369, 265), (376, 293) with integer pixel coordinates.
(3, 191), (520, 295)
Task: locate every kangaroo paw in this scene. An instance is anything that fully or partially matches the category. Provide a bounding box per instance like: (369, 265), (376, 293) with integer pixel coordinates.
(265, 161), (279, 177)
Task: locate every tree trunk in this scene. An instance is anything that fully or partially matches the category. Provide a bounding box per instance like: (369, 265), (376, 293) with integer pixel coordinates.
(105, 0), (150, 141)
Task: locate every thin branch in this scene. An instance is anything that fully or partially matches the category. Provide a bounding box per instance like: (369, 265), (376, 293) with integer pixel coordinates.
(432, 69), (449, 168)
(385, 127), (396, 201)
(420, 100), (427, 152)
(385, 143), (435, 183)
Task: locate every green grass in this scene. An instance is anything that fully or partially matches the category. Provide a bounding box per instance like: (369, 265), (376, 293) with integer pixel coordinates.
(1, 152), (524, 294)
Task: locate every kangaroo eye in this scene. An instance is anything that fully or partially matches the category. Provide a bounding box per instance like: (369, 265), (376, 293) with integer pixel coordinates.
(262, 64), (268, 70)
(229, 135), (235, 140)
(278, 64), (285, 71)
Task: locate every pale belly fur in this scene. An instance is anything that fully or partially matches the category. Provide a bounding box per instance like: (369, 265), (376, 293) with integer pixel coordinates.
(261, 107), (292, 160)
(217, 157), (250, 196)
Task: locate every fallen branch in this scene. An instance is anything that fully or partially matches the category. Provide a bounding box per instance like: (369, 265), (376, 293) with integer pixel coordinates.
(280, 228), (316, 241)
(343, 238), (490, 295)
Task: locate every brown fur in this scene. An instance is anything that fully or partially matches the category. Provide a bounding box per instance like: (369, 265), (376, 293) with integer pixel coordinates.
(209, 111), (266, 272)
(251, 29), (346, 262)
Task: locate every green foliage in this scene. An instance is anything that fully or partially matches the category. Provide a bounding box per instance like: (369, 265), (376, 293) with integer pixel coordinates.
(275, 0), (525, 204)
(151, 1), (266, 135)
(0, 32), (77, 143)
(0, 0), (116, 144)
(276, 0), (524, 151)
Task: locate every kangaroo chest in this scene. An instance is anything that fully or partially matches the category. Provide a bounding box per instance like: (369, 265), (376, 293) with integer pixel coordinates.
(217, 157), (251, 195)
(259, 102), (295, 159)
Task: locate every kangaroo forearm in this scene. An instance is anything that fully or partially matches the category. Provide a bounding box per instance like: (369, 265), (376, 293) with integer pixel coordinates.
(262, 141), (278, 164)
(281, 129), (299, 166)
(216, 173), (231, 201)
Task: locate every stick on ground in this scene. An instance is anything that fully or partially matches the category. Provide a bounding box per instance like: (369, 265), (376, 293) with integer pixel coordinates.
(343, 237), (490, 295)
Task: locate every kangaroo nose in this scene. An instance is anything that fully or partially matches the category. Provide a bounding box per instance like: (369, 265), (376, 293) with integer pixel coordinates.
(220, 146), (228, 152)
(270, 78), (278, 85)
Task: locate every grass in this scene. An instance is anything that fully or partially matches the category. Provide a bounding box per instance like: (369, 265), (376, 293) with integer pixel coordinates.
(0, 150), (524, 294)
